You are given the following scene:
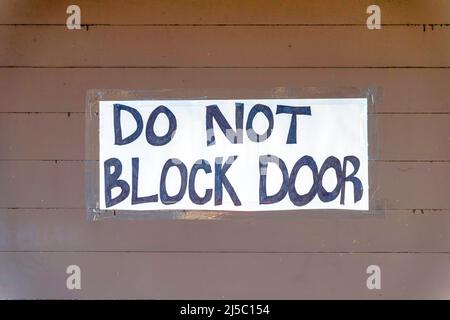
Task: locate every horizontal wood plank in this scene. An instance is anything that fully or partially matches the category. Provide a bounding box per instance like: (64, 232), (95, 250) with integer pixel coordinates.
(1, 114), (450, 161)
(0, 68), (449, 113)
(0, 161), (449, 209)
(0, 0), (448, 25)
(0, 251), (449, 298)
(1, 26), (449, 67)
(2, 0), (450, 300)
(0, 209), (449, 253)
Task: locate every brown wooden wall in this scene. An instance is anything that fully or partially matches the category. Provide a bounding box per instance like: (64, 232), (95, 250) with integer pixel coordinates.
(0, 0), (449, 299)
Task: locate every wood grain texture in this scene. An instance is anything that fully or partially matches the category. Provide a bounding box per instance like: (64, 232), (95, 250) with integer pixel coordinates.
(1, 68), (449, 113)
(1, 251), (449, 299)
(0, 161), (449, 209)
(0, 209), (449, 253)
(1, 26), (449, 67)
(1, 113), (450, 160)
(1, 0), (449, 299)
(0, 0), (448, 25)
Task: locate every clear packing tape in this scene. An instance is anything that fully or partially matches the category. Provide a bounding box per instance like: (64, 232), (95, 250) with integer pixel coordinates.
(85, 87), (382, 221)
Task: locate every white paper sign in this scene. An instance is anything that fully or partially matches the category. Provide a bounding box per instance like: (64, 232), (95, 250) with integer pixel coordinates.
(99, 98), (368, 211)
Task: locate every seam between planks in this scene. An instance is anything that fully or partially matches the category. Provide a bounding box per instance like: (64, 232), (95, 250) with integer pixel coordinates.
(0, 160), (448, 162)
(3, 112), (450, 115)
(1, 250), (450, 254)
(1, 23), (449, 27)
(2, 66), (450, 68)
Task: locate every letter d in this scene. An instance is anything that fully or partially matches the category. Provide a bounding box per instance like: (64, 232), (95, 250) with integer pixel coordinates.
(113, 104), (143, 145)
(259, 155), (289, 204)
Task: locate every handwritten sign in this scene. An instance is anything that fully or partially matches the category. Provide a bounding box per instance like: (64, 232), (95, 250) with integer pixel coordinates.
(99, 99), (368, 211)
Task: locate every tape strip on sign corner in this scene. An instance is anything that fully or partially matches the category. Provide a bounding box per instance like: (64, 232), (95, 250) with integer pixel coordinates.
(99, 98), (369, 211)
